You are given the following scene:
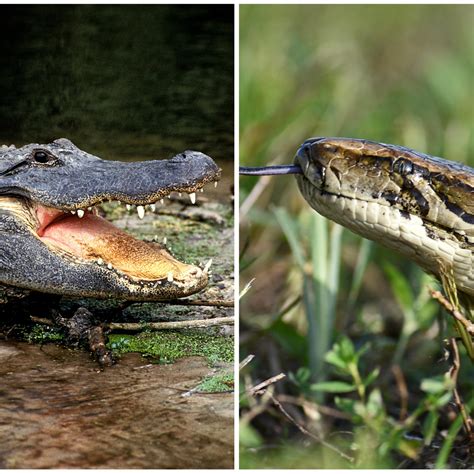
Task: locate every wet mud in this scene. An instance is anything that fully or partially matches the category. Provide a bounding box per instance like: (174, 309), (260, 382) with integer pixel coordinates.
(0, 342), (233, 469)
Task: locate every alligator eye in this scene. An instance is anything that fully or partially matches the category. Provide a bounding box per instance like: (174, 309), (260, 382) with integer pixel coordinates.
(394, 158), (413, 176)
(33, 151), (50, 163)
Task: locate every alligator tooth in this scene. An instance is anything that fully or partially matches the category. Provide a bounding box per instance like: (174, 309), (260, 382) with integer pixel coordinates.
(168, 195), (171, 199)
(117, 201), (121, 205)
(126, 204), (132, 211)
(203, 258), (213, 272)
(97, 258), (103, 265)
(153, 234), (158, 241)
(106, 263), (112, 270)
(200, 188), (204, 193)
(167, 272), (173, 282)
(137, 205), (145, 219)
(189, 192), (196, 204)
(87, 207), (92, 211)
(150, 204), (156, 212)
(77, 209), (85, 218)
(71, 210), (76, 215)
(163, 237), (167, 245)
(214, 181), (218, 188)
(178, 192), (182, 197)
(160, 199), (164, 205)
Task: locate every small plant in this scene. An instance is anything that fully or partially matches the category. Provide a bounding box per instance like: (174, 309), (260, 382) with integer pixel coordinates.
(311, 336), (458, 465)
(26, 324), (63, 343)
(197, 371), (234, 393)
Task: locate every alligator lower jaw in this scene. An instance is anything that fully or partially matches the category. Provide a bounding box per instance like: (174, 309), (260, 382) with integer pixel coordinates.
(33, 200), (212, 287)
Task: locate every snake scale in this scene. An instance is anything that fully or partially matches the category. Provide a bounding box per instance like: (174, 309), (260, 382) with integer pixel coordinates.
(240, 137), (474, 307)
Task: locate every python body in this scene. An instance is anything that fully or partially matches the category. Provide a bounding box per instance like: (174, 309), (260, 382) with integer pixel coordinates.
(241, 137), (474, 304)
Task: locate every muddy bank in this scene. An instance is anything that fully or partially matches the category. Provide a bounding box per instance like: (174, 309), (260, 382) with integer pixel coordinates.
(0, 342), (233, 469)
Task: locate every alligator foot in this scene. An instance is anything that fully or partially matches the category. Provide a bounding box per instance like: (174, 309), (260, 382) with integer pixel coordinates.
(53, 307), (115, 367)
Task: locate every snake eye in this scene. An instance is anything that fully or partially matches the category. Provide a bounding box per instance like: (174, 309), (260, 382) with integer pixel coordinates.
(394, 158), (413, 176)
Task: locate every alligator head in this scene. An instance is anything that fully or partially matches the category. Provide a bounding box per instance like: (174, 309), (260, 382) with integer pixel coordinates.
(0, 138), (221, 300)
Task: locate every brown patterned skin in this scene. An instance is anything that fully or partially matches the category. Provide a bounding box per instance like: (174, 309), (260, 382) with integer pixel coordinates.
(294, 137), (474, 301)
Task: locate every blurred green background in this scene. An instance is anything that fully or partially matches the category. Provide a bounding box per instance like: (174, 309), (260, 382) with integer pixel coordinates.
(240, 4), (473, 469)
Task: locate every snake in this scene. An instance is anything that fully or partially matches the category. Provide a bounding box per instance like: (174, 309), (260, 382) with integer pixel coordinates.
(240, 137), (474, 307)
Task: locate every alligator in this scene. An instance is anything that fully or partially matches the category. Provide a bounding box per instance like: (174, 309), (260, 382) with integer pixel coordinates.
(0, 138), (221, 302)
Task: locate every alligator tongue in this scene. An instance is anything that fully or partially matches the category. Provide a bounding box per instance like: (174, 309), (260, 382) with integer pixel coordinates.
(37, 207), (194, 281)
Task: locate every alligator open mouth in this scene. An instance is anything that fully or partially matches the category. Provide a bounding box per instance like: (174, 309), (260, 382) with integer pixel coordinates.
(0, 139), (221, 300)
(35, 197), (213, 285)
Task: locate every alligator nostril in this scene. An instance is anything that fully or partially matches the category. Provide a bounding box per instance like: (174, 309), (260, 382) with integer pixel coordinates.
(188, 267), (201, 276)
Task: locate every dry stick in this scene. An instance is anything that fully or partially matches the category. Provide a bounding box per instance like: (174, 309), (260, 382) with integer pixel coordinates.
(30, 315), (234, 332)
(430, 290), (474, 334)
(391, 364), (409, 421)
(30, 315), (55, 325)
(449, 337), (473, 436)
(240, 174), (273, 218)
(244, 365), (353, 462)
(239, 354), (255, 370)
(108, 316), (234, 332)
(276, 394), (351, 421)
(248, 373), (286, 396)
(241, 384), (275, 425)
(163, 298), (234, 308)
(270, 394), (354, 463)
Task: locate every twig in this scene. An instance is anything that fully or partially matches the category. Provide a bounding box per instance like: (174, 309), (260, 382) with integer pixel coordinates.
(391, 364), (408, 421)
(430, 290), (474, 334)
(240, 174), (273, 218)
(239, 354), (255, 370)
(241, 384), (275, 424)
(248, 373), (286, 396)
(448, 337), (473, 436)
(30, 315), (234, 332)
(108, 316), (234, 332)
(164, 298), (234, 307)
(275, 394), (351, 421)
(270, 394), (354, 463)
(30, 316), (54, 325)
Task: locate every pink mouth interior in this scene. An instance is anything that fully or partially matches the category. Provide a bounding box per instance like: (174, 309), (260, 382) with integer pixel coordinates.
(35, 205), (200, 281)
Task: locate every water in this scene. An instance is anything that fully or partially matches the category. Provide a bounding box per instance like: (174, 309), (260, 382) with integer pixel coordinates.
(0, 5), (233, 167)
(0, 342), (233, 468)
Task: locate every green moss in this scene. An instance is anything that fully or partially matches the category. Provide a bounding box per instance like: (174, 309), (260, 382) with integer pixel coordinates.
(197, 371), (234, 392)
(108, 330), (233, 365)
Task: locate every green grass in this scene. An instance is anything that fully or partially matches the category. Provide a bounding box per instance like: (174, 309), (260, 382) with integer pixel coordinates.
(197, 371), (234, 393)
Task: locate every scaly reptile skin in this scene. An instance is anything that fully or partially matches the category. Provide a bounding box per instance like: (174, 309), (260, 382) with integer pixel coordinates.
(294, 137), (474, 301)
